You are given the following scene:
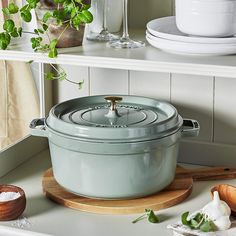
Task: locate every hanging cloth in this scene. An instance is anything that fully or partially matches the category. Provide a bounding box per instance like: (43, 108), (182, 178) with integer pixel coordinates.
(0, 0), (40, 150)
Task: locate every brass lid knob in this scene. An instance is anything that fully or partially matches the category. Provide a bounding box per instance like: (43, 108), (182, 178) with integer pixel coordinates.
(104, 96), (123, 111)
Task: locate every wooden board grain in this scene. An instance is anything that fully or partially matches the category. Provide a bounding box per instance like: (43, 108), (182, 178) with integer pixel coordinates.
(42, 168), (193, 215)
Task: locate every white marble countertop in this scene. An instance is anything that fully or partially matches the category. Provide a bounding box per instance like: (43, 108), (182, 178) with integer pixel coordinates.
(0, 149), (236, 236)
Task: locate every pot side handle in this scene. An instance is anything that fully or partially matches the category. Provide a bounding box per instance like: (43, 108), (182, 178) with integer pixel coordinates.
(29, 118), (48, 137)
(181, 119), (200, 138)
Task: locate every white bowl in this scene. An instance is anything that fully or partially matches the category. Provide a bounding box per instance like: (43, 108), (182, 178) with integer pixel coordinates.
(175, 0), (236, 37)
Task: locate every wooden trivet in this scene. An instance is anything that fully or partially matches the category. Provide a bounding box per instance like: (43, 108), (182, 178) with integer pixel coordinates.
(42, 168), (193, 214)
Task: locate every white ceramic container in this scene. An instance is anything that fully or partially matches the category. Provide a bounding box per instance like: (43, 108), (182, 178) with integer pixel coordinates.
(88, 0), (122, 33)
(175, 0), (236, 37)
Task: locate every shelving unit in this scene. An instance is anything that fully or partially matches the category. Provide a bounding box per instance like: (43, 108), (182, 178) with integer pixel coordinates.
(1, 30), (236, 78)
(1, 28), (236, 171)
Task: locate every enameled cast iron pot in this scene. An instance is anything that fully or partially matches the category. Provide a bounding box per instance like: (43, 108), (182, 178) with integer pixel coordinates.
(30, 95), (200, 199)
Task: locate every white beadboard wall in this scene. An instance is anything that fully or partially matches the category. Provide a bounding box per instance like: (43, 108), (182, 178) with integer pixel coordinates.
(53, 0), (236, 167)
(54, 66), (236, 167)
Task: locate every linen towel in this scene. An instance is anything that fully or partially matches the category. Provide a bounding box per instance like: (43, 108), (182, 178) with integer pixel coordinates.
(0, 0), (40, 150)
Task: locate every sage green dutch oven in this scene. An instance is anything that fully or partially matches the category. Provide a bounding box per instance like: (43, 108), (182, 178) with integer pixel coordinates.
(30, 95), (200, 199)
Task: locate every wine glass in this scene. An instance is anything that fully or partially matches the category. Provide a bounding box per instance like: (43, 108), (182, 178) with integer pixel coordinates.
(108, 0), (145, 48)
(87, 0), (119, 41)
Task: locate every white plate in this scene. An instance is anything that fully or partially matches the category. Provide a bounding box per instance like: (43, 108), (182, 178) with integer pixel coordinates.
(146, 35), (236, 56)
(146, 30), (236, 47)
(147, 16), (236, 44)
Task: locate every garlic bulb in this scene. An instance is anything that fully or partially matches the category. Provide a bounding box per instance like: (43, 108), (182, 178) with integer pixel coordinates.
(202, 191), (231, 231)
(213, 215), (231, 231)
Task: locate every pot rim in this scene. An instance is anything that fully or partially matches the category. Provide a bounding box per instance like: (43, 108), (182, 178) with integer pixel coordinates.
(45, 117), (184, 143)
(46, 95), (184, 142)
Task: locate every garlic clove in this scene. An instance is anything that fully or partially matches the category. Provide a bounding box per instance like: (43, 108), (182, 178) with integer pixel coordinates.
(202, 191), (231, 220)
(213, 215), (231, 231)
(213, 191), (231, 216)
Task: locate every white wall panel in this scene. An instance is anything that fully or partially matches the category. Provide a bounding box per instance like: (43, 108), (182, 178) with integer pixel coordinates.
(53, 65), (89, 103)
(130, 71), (170, 101)
(90, 68), (128, 95)
(171, 74), (214, 142)
(129, 0), (172, 28)
(171, 0), (176, 15)
(214, 77), (236, 144)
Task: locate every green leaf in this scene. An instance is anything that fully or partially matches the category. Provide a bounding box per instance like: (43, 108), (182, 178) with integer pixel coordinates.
(74, 0), (82, 3)
(42, 23), (48, 31)
(0, 41), (8, 50)
(49, 39), (58, 49)
(35, 28), (44, 34)
(20, 4), (28, 12)
(0, 32), (11, 50)
(80, 10), (93, 23)
(31, 37), (41, 49)
(43, 12), (52, 23)
(21, 10), (32, 22)
(78, 80), (84, 89)
(8, 3), (19, 14)
(4, 32), (10, 44)
(71, 7), (79, 18)
(2, 7), (10, 15)
(82, 4), (91, 10)
(26, 0), (40, 5)
(3, 19), (15, 32)
(10, 27), (19, 37)
(193, 212), (203, 222)
(18, 27), (23, 37)
(54, 0), (66, 3)
(53, 9), (65, 20)
(27, 60), (34, 64)
(199, 221), (215, 232)
(46, 72), (54, 80)
(48, 48), (58, 58)
(190, 219), (199, 229)
(132, 209), (160, 224)
(64, 2), (74, 14)
(181, 212), (190, 226)
(146, 209), (160, 224)
(41, 44), (49, 50)
(180, 212), (217, 233)
(72, 15), (81, 29)
(28, 1), (38, 9)
(34, 29), (39, 35)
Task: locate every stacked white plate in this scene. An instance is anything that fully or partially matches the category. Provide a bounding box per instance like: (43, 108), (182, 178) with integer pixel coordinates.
(146, 16), (236, 55)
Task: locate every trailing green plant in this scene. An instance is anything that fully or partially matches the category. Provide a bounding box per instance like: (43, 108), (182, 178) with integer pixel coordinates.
(1, 0), (93, 57)
(0, 0), (93, 85)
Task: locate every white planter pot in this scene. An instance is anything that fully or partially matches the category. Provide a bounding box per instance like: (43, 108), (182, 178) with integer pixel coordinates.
(175, 0), (236, 37)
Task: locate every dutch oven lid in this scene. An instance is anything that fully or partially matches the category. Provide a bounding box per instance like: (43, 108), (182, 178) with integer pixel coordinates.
(46, 95), (183, 142)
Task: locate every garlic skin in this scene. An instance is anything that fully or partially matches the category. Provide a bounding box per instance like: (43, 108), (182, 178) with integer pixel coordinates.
(201, 191), (231, 231)
(213, 216), (231, 231)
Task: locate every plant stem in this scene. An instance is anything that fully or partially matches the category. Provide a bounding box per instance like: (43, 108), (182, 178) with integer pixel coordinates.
(57, 23), (70, 41)
(50, 63), (60, 74)
(132, 214), (147, 224)
(196, 216), (205, 228)
(22, 31), (37, 35)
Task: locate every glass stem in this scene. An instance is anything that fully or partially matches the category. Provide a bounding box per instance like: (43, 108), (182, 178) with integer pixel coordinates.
(102, 0), (108, 32)
(122, 0), (129, 39)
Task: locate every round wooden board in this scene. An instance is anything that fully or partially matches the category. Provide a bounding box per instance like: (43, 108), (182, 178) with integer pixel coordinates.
(42, 168), (193, 215)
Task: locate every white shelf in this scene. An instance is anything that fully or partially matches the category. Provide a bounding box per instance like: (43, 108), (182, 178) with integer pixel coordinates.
(1, 30), (236, 77)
